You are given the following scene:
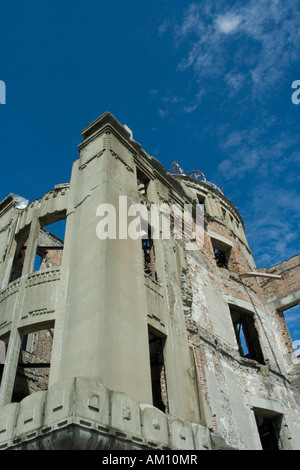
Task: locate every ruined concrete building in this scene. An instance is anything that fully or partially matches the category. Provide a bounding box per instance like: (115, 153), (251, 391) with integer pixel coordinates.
(0, 112), (299, 450)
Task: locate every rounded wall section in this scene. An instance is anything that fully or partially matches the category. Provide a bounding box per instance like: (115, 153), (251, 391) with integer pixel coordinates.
(176, 175), (256, 271)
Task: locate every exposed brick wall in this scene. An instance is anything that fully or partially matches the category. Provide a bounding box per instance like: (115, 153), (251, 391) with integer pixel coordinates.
(9, 226), (61, 400)
(172, 205), (300, 448)
(257, 255), (300, 358)
(10, 227), (64, 282)
(10, 242), (27, 282)
(13, 329), (53, 400)
(37, 228), (63, 269)
(259, 255), (300, 307)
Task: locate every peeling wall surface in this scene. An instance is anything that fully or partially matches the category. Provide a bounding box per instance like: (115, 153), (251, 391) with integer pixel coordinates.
(0, 112), (299, 450)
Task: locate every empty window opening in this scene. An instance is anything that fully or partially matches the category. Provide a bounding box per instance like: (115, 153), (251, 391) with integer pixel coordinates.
(10, 243), (27, 281)
(230, 308), (264, 364)
(12, 327), (54, 402)
(254, 412), (282, 450)
(0, 339), (8, 388)
(34, 251), (43, 271)
(197, 194), (205, 211)
(142, 225), (157, 280)
(34, 218), (66, 272)
(210, 236), (232, 270)
(281, 305), (300, 357)
(148, 331), (168, 413)
(9, 229), (29, 282)
(214, 247), (228, 269)
(137, 169), (150, 198)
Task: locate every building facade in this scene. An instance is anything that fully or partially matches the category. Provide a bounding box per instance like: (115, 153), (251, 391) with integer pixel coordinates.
(0, 112), (299, 450)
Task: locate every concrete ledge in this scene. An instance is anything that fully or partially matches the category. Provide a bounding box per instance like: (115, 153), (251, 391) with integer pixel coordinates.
(272, 291), (300, 311)
(168, 414), (194, 450)
(140, 404), (169, 449)
(0, 402), (19, 449)
(0, 377), (218, 450)
(246, 394), (285, 416)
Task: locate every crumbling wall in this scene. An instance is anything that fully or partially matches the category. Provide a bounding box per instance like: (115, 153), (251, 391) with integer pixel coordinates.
(172, 176), (300, 449)
(259, 255), (300, 310)
(13, 329), (53, 401)
(36, 228), (63, 270)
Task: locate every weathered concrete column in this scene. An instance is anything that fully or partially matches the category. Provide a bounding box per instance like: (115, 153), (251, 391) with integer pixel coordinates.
(0, 200), (18, 290)
(54, 115), (153, 405)
(0, 237), (17, 290)
(22, 215), (40, 275)
(0, 313), (22, 406)
(0, 212), (41, 406)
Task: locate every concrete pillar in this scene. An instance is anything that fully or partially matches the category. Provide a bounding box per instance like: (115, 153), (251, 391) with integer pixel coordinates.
(22, 215), (40, 275)
(0, 215), (42, 405)
(0, 237), (17, 290)
(0, 319), (22, 406)
(204, 195), (213, 216)
(55, 124), (153, 405)
(212, 197), (222, 218)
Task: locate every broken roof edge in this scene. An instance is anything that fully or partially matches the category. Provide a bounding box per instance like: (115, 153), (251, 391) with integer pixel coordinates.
(78, 111), (183, 193)
(173, 174), (245, 228)
(78, 112), (247, 224)
(0, 194), (29, 213)
(257, 253), (300, 272)
(80, 111), (131, 142)
(78, 111), (155, 164)
(0, 184), (70, 219)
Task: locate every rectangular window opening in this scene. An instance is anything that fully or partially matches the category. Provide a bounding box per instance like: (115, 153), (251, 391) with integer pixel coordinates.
(0, 339), (8, 389)
(148, 330), (168, 413)
(9, 230), (29, 283)
(197, 194), (205, 211)
(213, 247), (229, 269)
(142, 225), (157, 281)
(210, 236), (232, 270)
(254, 412), (282, 450)
(230, 308), (264, 364)
(137, 169), (150, 198)
(34, 218), (66, 272)
(281, 305), (300, 357)
(12, 327), (54, 402)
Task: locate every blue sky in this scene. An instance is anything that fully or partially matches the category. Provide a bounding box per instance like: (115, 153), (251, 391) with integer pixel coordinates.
(0, 0), (299, 273)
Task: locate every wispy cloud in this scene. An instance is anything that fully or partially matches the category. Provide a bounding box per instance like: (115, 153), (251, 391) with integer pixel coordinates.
(244, 195), (300, 267)
(171, 0), (300, 93)
(157, 1), (300, 267)
(216, 13), (242, 34)
(216, 125), (300, 267)
(218, 126), (300, 180)
(156, 89), (206, 118)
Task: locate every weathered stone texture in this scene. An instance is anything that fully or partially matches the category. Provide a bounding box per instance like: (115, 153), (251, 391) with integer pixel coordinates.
(0, 112), (299, 450)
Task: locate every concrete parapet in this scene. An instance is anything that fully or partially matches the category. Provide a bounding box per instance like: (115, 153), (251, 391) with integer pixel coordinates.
(110, 391), (142, 443)
(192, 423), (212, 450)
(140, 404), (169, 449)
(168, 414), (194, 450)
(0, 402), (19, 449)
(14, 391), (46, 443)
(0, 376), (217, 450)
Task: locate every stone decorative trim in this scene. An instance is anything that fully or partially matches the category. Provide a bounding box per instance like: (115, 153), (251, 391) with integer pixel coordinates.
(0, 377), (220, 450)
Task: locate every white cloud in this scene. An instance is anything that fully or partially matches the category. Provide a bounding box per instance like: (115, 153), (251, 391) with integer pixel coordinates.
(183, 89), (205, 113)
(173, 0), (300, 92)
(158, 1), (300, 267)
(215, 125), (300, 267)
(216, 14), (242, 34)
